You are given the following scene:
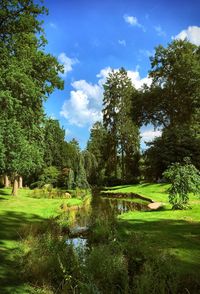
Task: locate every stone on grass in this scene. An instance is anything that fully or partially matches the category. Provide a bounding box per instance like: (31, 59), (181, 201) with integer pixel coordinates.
(148, 202), (163, 210)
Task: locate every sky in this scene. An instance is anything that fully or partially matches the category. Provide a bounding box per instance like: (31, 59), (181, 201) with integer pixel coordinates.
(41, 0), (200, 149)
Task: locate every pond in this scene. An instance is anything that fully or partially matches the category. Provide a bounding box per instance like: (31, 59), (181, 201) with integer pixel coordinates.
(66, 192), (149, 248)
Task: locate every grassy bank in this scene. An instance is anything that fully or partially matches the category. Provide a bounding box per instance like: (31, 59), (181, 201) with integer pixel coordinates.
(0, 188), (85, 293)
(105, 183), (200, 276)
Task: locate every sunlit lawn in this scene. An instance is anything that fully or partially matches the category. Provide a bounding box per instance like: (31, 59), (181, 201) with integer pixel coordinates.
(105, 183), (200, 275)
(0, 188), (82, 292)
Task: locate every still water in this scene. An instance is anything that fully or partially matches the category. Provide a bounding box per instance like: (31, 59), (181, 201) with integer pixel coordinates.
(66, 193), (149, 248)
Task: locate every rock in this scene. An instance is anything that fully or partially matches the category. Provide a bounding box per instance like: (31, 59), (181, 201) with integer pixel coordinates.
(69, 226), (88, 237)
(148, 202), (163, 210)
(65, 192), (71, 198)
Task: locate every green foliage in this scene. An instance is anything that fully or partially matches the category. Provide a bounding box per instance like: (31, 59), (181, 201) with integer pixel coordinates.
(0, 0), (63, 194)
(163, 159), (200, 209)
(39, 166), (60, 187)
(144, 127), (200, 181)
(134, 253), (178, 294)
(143, 40), (200, 128)
(0, 119), (43, 177)
(87, 121), (108, 185)
(102, 68), (140, 184)
(86, 244), (129, 294)
(142, 40), (200, 181)
(67, 168), (75, 189)
(76, 154), (89, 189)
(43, 119), (66, 168)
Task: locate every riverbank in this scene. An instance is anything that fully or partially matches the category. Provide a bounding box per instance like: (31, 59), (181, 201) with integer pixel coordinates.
(105, 183), (200, 276)
(0, 187), (87, 293)
(1, 184), (200, 293)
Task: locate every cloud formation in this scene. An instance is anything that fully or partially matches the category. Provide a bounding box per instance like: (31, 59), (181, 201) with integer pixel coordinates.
(58, 53), (79, 77)
(141, 129), (162, 143)
(175, 26), (200, 45)
(123, 14), (145, 31)
(49, 22), (57, 29)
(60, 67), (151, 127)
(154, 25), (166, 37)
(118, 39), (126, 46)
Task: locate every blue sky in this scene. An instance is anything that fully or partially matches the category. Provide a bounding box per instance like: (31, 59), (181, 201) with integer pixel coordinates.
(42, 0), (200, 149)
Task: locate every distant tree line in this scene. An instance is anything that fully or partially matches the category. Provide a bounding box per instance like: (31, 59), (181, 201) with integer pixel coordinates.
(87, 40), (200, 184)
(0, 1), (199, 194)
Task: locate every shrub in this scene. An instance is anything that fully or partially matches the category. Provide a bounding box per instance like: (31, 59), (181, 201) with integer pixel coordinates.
(163, 158), (200, 209)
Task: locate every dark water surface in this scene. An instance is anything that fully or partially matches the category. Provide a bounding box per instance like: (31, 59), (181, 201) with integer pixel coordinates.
(66, 193), (148, 248)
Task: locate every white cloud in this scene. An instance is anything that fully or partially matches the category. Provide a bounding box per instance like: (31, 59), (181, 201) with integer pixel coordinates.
(58, 53), (79, 77)
(65, 128), (71, 137)
(118, 39), (126, 46)
(123, 14), (145, 31)
(174, 26), (200, 45)
(60, 79), (103, 127)
(49, 22), (57, 29)
(154, 25), (166, 37)
(127, 70), (152, 89)
(60, 67), (151, 127)
(141, 130), (162, 143)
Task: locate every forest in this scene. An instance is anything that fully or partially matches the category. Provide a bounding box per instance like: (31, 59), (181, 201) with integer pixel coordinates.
(0, 1), (200, 294)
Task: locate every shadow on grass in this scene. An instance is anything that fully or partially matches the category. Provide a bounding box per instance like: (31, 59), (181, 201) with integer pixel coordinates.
(0, 210), (45, 293)
(104, 185), (133, 191)
(118, 217), (200, 275)
(0, 197), (9, 201)
(0, 189), (11, 196)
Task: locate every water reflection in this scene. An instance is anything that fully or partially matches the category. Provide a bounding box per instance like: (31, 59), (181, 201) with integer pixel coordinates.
(67, 194), (147, 234)
(66, 237), (87, 249)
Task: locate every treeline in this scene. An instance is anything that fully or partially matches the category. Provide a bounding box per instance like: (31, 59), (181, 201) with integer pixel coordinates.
(87, 41), (200, 185)
(0, 1), (200, 194)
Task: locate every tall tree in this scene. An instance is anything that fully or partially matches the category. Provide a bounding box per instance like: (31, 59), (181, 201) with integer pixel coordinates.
(0, 0), (63, 195)
(142, 40), (200, 179)
(87, 121), (107, 184)
(43, 118), (65, 168)
(142, 40), (200, 129)
(102, 68), (140, 184)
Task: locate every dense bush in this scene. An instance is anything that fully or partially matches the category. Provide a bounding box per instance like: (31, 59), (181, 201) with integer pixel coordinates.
(163, 158), (200, 209)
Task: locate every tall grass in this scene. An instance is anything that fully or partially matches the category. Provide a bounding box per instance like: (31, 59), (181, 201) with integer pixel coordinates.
(16, 213), (200, 294)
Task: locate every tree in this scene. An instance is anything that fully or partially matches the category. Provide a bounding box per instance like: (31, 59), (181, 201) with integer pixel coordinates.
(0, 119), (43, 195)
(142, 40), (200, 179)
(143, 40), (200, 129)
(39, 166), (60, 187)
(163, 159), (200, 209)
(43, 119), (66, 168)
(83, 150), (98, 185)
(144, 127), (200, 181)
(87, 121), (107, 185)
(0, 0), (64, 195)
(103, 68), (140, 184)
(76, 154), (89, 189)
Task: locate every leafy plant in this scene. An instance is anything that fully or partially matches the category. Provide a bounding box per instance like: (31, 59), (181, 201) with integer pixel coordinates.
(163, 158), (200, 209)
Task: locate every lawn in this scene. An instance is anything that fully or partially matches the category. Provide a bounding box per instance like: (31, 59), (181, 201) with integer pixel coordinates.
(0, 188), (83, 293)
(105, 183), (200, 275)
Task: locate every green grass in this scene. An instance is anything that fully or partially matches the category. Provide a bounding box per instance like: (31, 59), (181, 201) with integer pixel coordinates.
(105, 183), (200, 275)
(0, 187), (83, 293)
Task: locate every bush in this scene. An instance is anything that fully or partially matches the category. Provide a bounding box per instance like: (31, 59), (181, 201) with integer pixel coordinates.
(163, 158), (200, 209)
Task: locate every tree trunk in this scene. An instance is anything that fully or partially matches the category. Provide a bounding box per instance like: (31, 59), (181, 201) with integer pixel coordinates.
(0, 175), (4, 186)
(4, 175), (10, 187)
(121, 146), (125, 181)
(12, 176), (18, 196)
(18, 176), (23, 189)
